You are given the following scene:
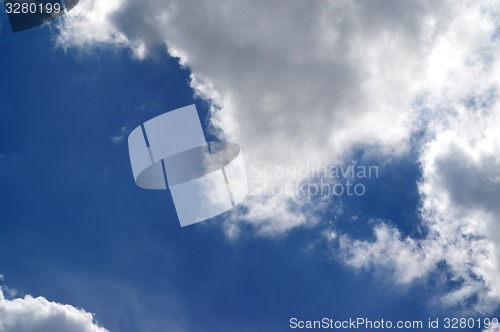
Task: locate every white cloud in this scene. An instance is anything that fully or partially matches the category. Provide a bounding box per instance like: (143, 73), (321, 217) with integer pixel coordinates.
(417, 108), (500, 310)
(55, 0), (156, 59)
(111, 126), (129, 144)
(338, 224), (439, 285)
(54, 0), (500, 312)
(336, 0), (500, 313)
(483, 322), (500, 332)
(56, 0), (449, 234)
(0, 287), (108, 332)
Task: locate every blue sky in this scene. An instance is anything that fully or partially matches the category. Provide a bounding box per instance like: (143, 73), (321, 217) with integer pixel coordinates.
(1, 2), (500, 331)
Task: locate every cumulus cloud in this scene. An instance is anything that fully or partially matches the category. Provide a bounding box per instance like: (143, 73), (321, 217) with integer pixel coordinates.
(55, 0), (161, 59)
(336, 0), (500, 313)
(0, 286), (108, 332)
(54, 0), (500, 312)
(57, 0), (448, 234)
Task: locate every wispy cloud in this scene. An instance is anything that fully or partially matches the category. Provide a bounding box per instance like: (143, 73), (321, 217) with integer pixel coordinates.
(111, 126), (129, 144)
